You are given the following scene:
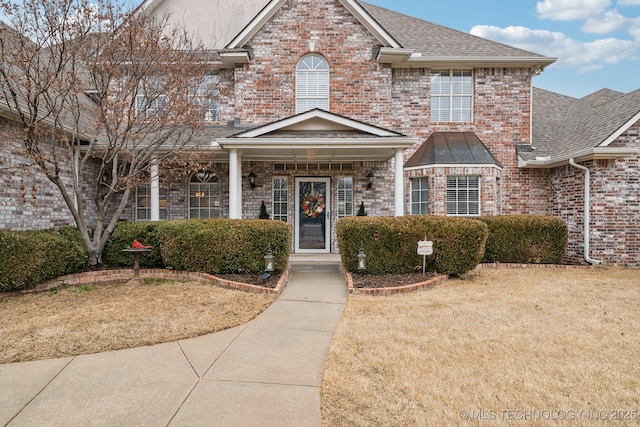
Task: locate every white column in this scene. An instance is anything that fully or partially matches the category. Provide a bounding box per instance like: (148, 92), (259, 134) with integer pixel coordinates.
(150, 158), (160, 221)
(229, 150), (239, 219)
(237, 152), (243, 218)
(394, 148), (404, 217)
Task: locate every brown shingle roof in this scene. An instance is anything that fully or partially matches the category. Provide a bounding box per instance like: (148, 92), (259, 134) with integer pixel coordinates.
(530, 87), (640, 161)
(359, 1), (550, 60)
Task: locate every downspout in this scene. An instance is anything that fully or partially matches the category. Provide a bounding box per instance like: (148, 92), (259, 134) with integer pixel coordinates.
(569, 159), (603, 265)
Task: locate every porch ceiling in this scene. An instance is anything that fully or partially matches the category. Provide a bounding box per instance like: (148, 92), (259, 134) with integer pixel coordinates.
(215, 137), (417, 162)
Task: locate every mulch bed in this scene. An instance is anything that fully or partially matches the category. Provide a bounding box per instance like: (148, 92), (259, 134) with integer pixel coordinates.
(351, 272), (437, 288)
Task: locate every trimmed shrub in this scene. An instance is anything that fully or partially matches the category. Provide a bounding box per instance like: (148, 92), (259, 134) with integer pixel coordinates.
(337, 216), (488, 276)
(156, 219), (291, 274)
(0, 228), (86, 292)
(478, 215), (568, 264)
(103, 222), (163, 268)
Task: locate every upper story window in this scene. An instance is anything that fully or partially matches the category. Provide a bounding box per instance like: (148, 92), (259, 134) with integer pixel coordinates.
(194, 74), (220, 122)
(296, 54), (329, 114)
(136, 93), (167, 121)
(431, 69), (473, 122)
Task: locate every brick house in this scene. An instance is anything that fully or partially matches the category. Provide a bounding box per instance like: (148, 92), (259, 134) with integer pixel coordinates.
(1, 0), (639, 265)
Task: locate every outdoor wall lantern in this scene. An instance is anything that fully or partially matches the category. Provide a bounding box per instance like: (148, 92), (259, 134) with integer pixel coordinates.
(264, 243), (274, 272)
(357, 242), (367, 270)
(366, 171), (374, 189)
(248, 171), (256, 189)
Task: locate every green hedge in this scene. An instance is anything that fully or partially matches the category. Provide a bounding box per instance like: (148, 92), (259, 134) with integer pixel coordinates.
(103, 222), (164, 268)
(0, 228), (86, 292)
(478, 215), (568, 264)
(156, 219), (292, 274)
(337, 216), (488, 276)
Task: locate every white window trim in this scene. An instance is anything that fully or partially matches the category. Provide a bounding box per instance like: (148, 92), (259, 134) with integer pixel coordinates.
(193, 74), (221, 123)
(337, 177), (354, 218)
(272, 177), (289, 222)
(189, 171), (222, 219)
(296, 54), (330, 114)
(136, 185), (167, 221)
(410, 176), (429, 215)
(135, 94), (167, 121)
(431, 69), (473, 123)
(446, 176), (481, 216)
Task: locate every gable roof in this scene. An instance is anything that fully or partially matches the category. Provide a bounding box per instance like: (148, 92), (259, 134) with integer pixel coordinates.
(216, 109), (416, 162)
(137, 0), (555, 69)
(405, 132), (501, 169)
(232, 108), (405, 138)
(227, 0), (401, 50)
(520, 87), (640, 167)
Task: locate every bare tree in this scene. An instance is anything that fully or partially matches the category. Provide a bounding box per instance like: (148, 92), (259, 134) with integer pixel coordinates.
(0, 0), (217, 265)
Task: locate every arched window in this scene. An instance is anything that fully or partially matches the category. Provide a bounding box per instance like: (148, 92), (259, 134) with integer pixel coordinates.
(296, 54), (329, 113)
(189, 171), (221, 218)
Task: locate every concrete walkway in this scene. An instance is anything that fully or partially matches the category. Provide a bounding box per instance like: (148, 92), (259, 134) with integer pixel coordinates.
(0, 267), (347, 427)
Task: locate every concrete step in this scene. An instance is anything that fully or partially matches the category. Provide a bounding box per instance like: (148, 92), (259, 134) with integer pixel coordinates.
(288, 254), (342, 272)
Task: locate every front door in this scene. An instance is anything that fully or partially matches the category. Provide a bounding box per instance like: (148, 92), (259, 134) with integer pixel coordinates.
(295, 177), (330, 253)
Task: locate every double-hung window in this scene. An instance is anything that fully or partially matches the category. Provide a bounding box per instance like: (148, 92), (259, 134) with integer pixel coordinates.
(296, 55), (329, 113)
(431, 69), (473, 122)
(337, 177), (353, 218)
(136, 185), (167, 221)
(447, 176), (480, 216)
(194, 74), (220, 122)
(136, 94), (167, 121)
(410, 177), (429, 215)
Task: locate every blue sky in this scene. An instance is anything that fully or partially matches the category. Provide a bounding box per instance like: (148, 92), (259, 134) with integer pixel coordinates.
(366, 0), (640, 98)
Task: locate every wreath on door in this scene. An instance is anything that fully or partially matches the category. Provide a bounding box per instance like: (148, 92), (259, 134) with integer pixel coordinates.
(301, 193), (326, 218)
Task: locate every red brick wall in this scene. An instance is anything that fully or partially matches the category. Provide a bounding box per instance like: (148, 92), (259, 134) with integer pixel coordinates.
(230, 0), (545, 218)
(233, 0), (391, 125)
(551, 120), (640, 265)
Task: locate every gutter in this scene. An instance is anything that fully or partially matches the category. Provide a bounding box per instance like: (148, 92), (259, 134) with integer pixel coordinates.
(519, 147), (640, 168)
(569, 159), (603, 265)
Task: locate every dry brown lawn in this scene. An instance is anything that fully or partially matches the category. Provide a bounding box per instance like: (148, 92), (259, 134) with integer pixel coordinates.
(0, 279), (276, 363)
(322, 267), (640, 427)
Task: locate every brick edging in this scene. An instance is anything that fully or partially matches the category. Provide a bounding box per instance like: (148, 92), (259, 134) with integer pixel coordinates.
(28, 266), (291, 296)
(339, 262), (599, 296)
(340, 264), (449, 295)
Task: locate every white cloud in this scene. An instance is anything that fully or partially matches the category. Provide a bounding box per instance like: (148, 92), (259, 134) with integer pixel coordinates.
(536, 0), (611, 20)
(471, 25), (638, 72)
(617, 0), (640, 5)
(629, 17), (640, 40)
(581, 9), (629, 33)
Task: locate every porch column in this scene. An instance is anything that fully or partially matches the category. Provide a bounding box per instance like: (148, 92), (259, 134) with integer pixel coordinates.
(237, 152), (243, 218)
(229, 149), (239, 219)
(150, 158), (160, 221)
(394, 148), (404, 217)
